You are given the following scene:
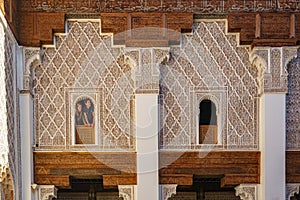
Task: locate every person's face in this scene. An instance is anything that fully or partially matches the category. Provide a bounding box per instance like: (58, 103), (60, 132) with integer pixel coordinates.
(85, 100), (91, 109)
(77, 104), (82, 112)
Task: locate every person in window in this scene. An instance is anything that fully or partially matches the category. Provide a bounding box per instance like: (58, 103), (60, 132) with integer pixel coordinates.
(83, 99), (95, 127)
(75, 102), (85, 126)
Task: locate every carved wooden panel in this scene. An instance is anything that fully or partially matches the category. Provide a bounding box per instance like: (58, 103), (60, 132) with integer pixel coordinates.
(159, 152), (260, 187)
(286, 151), (300, 183)
(34, 152), (137, 188)
(100, 13), (193, 47)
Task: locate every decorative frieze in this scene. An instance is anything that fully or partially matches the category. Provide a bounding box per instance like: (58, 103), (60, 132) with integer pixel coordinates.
(18, 0), (300, 13)
(235, 184), (258, 200)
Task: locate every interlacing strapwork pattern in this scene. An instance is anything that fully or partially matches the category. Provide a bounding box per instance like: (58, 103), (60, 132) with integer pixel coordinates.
(160, 21), (259, 149)
(287, 55), (300, 150)
(34, 21), (135, 150)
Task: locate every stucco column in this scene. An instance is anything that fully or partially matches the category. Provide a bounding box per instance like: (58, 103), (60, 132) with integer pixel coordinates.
(260, 93), (286, 200)
(136, 94), (159, 200)
(20, 91), (34, 200)
(252, 47), (299, 200)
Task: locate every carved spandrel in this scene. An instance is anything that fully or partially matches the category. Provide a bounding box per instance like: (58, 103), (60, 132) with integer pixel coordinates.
(286, 184), (300, 200)
(160, 184), (177, 200)
(118, 185), (136, 200)
(235, 184), (258, 200)
(39, 185), (57, 200)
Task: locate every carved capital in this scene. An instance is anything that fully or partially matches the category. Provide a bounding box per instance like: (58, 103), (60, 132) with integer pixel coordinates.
(235, 184), (258, 200)
(125, 48), (169, 93)
(160, 184), (177, 200)
(1, 167), (14, 200)
(39, 185), (57, 200)
(251, 46), (299, 94)
(22, 47), (41, 90)
(286, 184), (300, 200)
(0, 164), (7, 183)
(118, 185), (136, 200)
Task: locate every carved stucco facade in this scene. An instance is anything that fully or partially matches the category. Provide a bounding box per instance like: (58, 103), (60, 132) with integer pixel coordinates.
(5, 11), (300, 200)
(0, 10), (20, 200)
(161, 20), (260, 150)
(287, 52), (300, 150)
(29, 19), (265, 151)
(28, 18), (300, 151)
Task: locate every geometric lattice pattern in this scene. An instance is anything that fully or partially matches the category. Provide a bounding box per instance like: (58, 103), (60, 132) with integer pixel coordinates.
(34, 20), (261, 151)
(4, 33), (16, 187)
(34, 21), (135, 150)
(160, 20), (259, 149)
(0, 15), (17, 200)
(287, 56), (300, 150)
(0, 18), (9, 178)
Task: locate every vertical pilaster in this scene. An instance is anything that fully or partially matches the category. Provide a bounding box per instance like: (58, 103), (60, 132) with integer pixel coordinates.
(262, 93), (286, 200)
(251, 47), (298, 200)
(127, 47), (169, 200)
(20, 91), (34, 200)
(136, 94), (159, 200)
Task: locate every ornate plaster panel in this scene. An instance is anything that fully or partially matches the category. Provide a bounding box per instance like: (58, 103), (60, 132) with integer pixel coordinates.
(0, 12), (17, 200)
(160, 20), (260, 149)
(33, 20), (136, 150)
(251, 47), (298, 93)
(22, 47), (41, 91)
(287, 51), (300, 150)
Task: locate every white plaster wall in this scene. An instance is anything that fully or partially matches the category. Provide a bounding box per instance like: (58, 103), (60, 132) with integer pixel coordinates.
(20, 94), (35, 200)
(260, 94), (286, 200)
(136, 94), (159, 200)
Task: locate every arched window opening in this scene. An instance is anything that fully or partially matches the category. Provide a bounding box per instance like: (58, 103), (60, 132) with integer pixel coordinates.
(199, 99), (218, 144)
(75, 97), (95, 144)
